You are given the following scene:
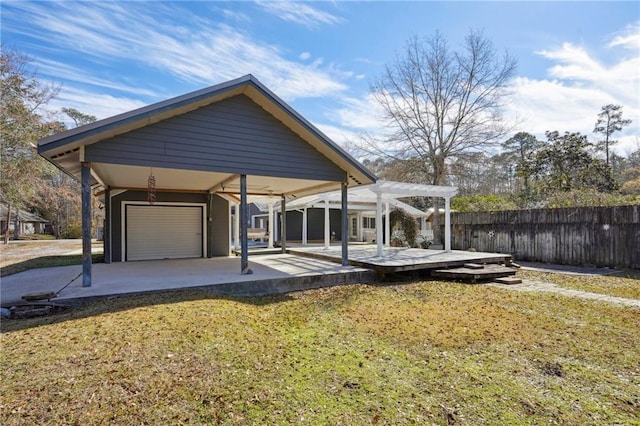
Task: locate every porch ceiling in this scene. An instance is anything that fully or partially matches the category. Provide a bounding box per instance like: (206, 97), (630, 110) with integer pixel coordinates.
(91, 163), (341, 198)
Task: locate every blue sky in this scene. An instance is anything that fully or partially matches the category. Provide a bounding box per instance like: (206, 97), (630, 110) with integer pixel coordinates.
(2, 1), (639, 155)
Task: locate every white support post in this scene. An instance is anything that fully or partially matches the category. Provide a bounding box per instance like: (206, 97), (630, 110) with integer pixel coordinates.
(302, 208), (308, 245)
(384, 202), (390, 247)
(233, 203), (240, 251)
(267, 202), (274, 249)
(376, 192), (383, 257)
(228, 203), (233, 254)
(273, 208), (279, 243)
(445, 196), (452, 252)
(324, 197), (330, 249)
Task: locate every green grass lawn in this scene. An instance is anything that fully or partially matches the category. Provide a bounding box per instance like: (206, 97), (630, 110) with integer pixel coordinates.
(1, 278), (639, 425)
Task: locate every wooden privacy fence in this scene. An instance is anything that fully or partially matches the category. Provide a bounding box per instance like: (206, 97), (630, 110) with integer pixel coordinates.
(449, 205), (640, 269)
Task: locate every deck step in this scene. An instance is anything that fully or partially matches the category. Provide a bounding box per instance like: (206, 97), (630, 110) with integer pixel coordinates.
(494, 276), (522, 285)
(432, 264), (517, 283)
(463, 263), (485, 269)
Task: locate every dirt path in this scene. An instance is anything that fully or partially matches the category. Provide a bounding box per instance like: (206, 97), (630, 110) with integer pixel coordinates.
(492, 279), (640, 308)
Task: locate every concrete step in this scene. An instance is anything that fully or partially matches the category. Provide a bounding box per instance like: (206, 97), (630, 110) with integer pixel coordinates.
(494, 276), (522, 285)
(432, 264), (517, 283)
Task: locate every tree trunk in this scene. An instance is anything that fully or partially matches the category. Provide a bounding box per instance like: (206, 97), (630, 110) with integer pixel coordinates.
(13, 207), (20, 240)
(3, 204), (11, 244)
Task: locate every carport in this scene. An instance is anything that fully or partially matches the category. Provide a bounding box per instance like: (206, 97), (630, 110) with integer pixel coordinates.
(38, 75), (376, 287)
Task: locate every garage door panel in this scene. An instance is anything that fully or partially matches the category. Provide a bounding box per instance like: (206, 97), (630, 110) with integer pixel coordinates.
(126, 205), (203, 261)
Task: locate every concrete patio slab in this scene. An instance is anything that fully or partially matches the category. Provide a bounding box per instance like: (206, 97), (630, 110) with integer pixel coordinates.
(1, 255), (374, 306)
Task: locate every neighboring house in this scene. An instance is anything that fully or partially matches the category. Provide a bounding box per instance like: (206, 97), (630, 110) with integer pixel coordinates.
(0, 205), (49, 236)
(37, 75), (376, 284)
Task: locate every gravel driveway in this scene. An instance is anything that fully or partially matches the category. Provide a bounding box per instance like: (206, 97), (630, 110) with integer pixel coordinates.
(0, 239), (103, 268)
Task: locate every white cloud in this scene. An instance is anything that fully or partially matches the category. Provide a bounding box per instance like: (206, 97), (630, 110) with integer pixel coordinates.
(47, 85), (149, 121)
(509, 27), (640, 154)
(255, 1), (344, 29)
(3, 1), (350, 109)
(299, 52), (312, 60)
(609, 22), (640, 50)
(332, 94), (388, 133)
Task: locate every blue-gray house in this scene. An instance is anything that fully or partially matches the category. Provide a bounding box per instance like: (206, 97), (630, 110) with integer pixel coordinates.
(38, 75), (376, 286)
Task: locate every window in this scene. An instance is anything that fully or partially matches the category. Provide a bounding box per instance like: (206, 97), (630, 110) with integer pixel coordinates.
(362, 217), (376, 229)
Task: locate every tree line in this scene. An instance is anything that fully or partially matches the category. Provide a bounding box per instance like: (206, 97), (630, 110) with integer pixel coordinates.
(1, 47), (99, 243)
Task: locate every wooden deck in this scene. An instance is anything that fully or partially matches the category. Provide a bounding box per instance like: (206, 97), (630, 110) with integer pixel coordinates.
(287, 245), (512, 277)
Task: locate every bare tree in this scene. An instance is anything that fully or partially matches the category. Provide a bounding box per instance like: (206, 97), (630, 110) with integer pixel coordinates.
(367, 31), (517, 243)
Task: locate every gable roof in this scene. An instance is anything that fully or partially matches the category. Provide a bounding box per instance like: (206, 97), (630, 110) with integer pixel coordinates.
(38, 75), (376, 187)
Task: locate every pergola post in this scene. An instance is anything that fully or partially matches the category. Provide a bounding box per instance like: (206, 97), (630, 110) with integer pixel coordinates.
(280, 195), (286, 253)
(81, 162), (92, 287)
(240, 175), (252, 274)
(324, 197), (330, 249)
(302, 208), (308, 245)
(267, 201), (274, 249)
(445, 196), (452, 252)
(104, 186), (111, 264)
(233, 203), (240, 251)
(384, 202), (390, 247)
(341, 179), (348, 266)
(376, 191), (383, 257)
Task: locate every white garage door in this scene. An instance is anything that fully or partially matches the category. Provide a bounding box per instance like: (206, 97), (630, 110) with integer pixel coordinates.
(126, 205), (204, 261)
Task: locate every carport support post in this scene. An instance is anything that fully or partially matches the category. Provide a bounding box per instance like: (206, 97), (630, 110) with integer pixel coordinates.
(341, 179), (348, 266)
(444, 196), (451, 252)
(81, 162), (92, 287)
(240, 175), (252, 274)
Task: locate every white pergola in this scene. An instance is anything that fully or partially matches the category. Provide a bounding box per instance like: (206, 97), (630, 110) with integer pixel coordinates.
(275, 180), (458, 257)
